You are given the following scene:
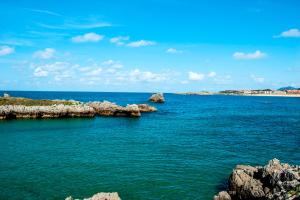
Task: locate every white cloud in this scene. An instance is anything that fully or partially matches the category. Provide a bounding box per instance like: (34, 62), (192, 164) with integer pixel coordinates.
(110, 36), (129, 45)
(166, 48), (183, 54)
(32, 62), (75, 81)
(0, 45), (15, 56)
(71, 32), (104, 43)
(34, 67), (48, 77)
(233, 50), (266, 60)
(127, 40), (156, 47)
(126, 69), (168, 82)
(84, 67), (102, 76)
(251, 75), (264, 83)
(207, 71), (217, 78)
(274, 28), (300, 38)
(188, 71), (205, 81)
(33, 48), (55, 59)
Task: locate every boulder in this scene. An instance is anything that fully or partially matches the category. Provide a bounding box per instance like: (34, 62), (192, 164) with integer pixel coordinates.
(149, 93), (165, 103)
(214, 159), (300, 200)
(214, 191), (231, 200)
(65, 192), (121, 200)
(137, 104), (157, 112)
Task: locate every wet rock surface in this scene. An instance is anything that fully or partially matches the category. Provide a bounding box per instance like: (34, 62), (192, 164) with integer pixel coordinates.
(214, 159), (300, 200)
(149, 93), (165, 103)
(65, 192), (121, 200)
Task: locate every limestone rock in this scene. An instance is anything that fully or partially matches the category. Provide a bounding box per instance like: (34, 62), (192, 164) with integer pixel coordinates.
(214, 191), (231, 200)
(149, 93), (165, 103)
(214, 159), (300, 200)
(87, 101), (141, 117)
(65, 192), (121, 200)
(137, 104), (157, 112)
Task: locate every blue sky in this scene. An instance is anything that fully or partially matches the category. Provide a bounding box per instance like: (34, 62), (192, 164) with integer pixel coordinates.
(0, 0), (300, 92)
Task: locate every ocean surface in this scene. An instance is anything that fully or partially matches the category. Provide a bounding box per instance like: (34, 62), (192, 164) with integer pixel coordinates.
(0, 91), (299, 200)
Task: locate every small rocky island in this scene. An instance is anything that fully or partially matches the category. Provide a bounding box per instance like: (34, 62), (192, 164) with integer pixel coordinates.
(214, 158), (300, 200)
(0, 95), (157, 119)
(149, 93), (165, 103)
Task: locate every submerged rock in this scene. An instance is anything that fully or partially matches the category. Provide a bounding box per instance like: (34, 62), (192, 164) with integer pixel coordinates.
(149, 93), (165, 103)
(214, 158), (300, 200)
(87, 101), (141, 117)
(137, 104), (157, 112)
(66, 192), (121, 200)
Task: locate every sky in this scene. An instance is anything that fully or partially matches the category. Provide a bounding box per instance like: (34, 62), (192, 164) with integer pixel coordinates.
(0, 0), (300, 92)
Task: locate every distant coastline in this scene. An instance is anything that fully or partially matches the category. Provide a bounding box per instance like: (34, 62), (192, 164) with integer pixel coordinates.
(175, 87), (300, 97)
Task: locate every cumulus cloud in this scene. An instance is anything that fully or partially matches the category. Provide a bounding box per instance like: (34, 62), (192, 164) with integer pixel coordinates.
(166, 48), (183, 54)
(84, 68), (102, 76)
(0, 45), (15, 56)
(34, 67), (48, 77)
(125, 69), (168, 82)
(110, 36), (129, 45)
(207, 71), (217, 78)
(188, 71), (205, 81)
(32, 62), (75, 81)
(127, 40), (156, 47)
(71, 32), (104, 43)
(33, 48), (55, 59)
(274, 28), (300, 38)
(233, 50), (266, 60)
(251, 74), (264, 83)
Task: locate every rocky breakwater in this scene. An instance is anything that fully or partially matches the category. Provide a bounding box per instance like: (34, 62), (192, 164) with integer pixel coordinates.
(214, 158), (300, 200)
(88, 101), (141, 117)
(66, 192), (121, 200)
(149, 93), (165, 103)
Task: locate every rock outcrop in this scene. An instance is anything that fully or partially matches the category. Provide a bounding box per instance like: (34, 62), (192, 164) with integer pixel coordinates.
(66, 192), (121, 200)
(0, 97), (158, 119)
(87, 101), (141, 117)
(214, 159), (300, 200)
(137, 104), (157, 112)
(0, 104), (95, 119)
(149, 93), (165, 103)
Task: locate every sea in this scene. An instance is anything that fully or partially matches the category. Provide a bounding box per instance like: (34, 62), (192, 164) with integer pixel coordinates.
(0, 91), (299, 200)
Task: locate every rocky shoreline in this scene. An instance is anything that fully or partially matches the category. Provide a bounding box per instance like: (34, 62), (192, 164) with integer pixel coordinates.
(65, 192), (121, 200)
(0, 96), (157, 119)
(214, 159), (300, 200)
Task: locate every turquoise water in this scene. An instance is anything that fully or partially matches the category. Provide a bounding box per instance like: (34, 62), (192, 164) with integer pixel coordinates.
(0, 92), (300, 200)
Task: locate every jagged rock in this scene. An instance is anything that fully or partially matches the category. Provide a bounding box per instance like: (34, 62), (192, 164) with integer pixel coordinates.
(149, 93), (165, 103)
(65, 192), (121, 200)
(137, 104), (157, 112)
(87, 101), (141, 117)
(214, 159), (300, 200)
(214, 191), (231, 200)
(0, 104), (95, 119)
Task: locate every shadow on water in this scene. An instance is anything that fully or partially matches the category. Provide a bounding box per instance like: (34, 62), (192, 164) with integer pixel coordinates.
(215, 177), (228, 192)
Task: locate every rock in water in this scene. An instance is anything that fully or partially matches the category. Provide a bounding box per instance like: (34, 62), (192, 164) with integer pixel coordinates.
(66, 192), (121, 200)
(149, 93), (165, 103)
(137, 104), (157, 112)
(214, 191), (231, 200)
(214, 158), (300, 200)
(87, 101), (141, 117)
